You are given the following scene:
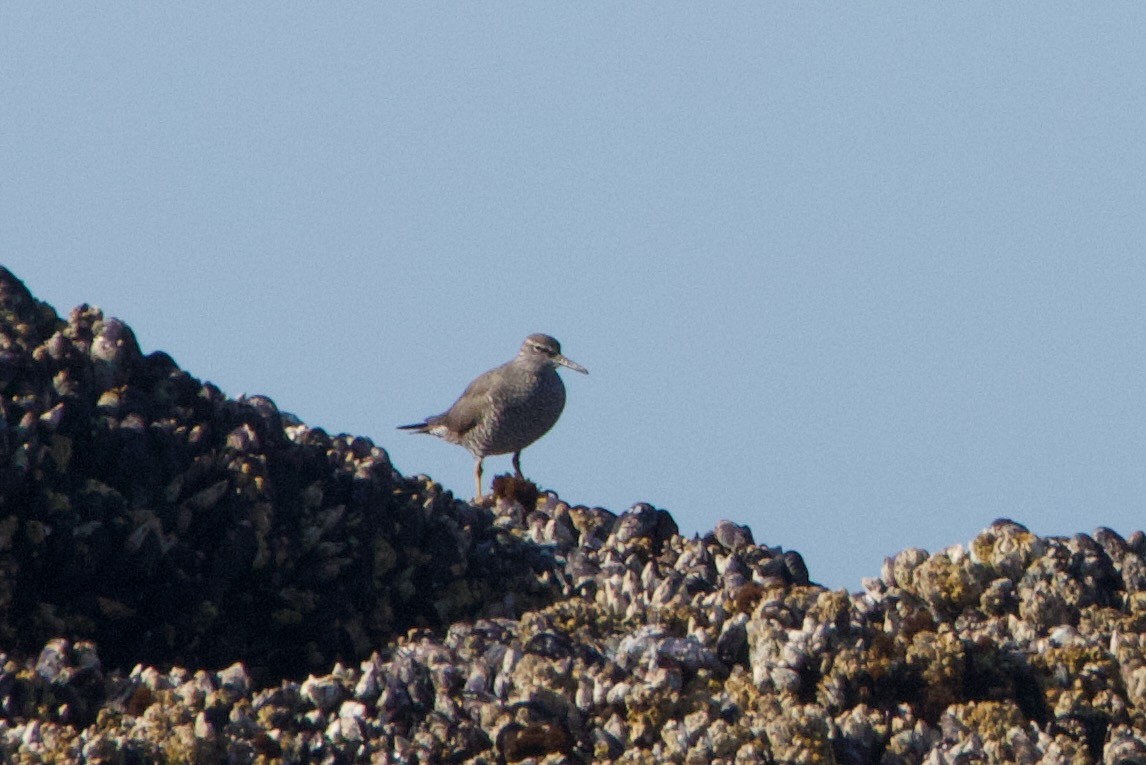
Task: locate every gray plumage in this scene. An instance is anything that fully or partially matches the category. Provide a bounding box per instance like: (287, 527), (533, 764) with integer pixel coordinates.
(399, 334), (588, 498)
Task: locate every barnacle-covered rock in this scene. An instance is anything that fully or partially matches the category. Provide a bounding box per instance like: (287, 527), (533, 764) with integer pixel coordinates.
(1, 266), (1145, 762)
(968, 518), (1046, 580)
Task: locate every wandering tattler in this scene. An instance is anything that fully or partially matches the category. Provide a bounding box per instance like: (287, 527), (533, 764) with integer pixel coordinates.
(399, 334), (588, 499)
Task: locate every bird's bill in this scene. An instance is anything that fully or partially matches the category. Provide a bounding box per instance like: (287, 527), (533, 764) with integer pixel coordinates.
(556, 355), (588, 374)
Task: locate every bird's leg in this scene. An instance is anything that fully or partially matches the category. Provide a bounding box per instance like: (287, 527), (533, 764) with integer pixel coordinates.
(474, 458), (484, 500)
(512, 451), (524, 479)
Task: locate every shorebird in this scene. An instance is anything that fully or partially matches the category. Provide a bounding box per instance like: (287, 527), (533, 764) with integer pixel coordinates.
(399, 334), (588, 499)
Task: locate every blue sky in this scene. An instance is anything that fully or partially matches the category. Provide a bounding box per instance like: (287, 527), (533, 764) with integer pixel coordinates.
(4, 5), (1145, 589)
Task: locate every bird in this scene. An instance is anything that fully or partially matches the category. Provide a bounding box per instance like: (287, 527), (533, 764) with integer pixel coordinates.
(399, 334), (588, 499)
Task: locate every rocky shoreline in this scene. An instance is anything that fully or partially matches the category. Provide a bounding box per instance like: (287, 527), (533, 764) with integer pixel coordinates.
(1, 267), (1143, 763)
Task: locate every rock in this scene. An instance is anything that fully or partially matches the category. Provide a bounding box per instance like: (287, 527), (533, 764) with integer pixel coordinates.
(0, 266), (1143, 762)
(712, 519), (754, 551)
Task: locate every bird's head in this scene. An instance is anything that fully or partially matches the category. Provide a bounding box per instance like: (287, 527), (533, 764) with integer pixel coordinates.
(520, 333), (588, 374)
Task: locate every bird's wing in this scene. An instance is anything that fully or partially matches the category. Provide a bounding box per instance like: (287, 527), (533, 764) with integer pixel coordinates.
(440, 367), (499, 435)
